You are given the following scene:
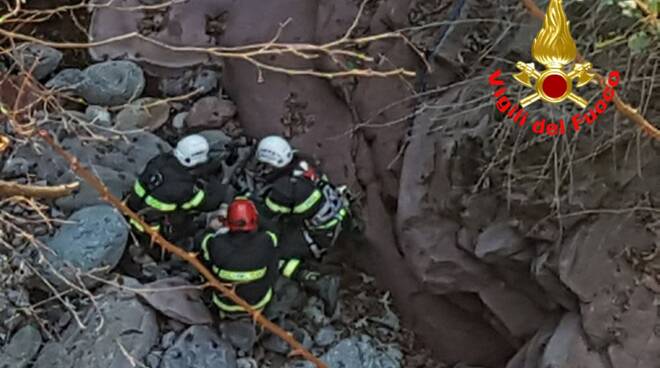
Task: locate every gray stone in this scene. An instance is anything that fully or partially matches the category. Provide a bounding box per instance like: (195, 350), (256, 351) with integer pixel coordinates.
(0, 325), (42, 368)
(45, 205), (128, 272)
(55, 165), (135, 213)
(79, 61), (145, 106)
(262, 321), (313, 355)
(34, 289), (159, 368)
(172, 112), (188, 130)
(540, 313), (606, 368)
(314, 326), (338, 347)
(45, 68), (85, 91)
(158, 69), (220, 97)
(197, 130), (232, 152)
(220, 320), (257, 352)
(161, 332), (177, 349)
(193, 69), (220, 95)
(475, 222), (527, 262)
(138, 277), (214, 325)
(322, 335), (401, 368)
(115, 97), (170, 131)
(236, 358), (258, 368)
(161, 326), (237, 368)
(145, 351), (162, 368)
(85, 105), (112, 127)
(12, 43), (63, 80)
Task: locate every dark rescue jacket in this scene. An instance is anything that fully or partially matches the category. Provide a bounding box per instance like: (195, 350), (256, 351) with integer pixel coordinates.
(263, 157), (347, 232)
(127, 153), (226, 233)
(199, 230), (299, 314)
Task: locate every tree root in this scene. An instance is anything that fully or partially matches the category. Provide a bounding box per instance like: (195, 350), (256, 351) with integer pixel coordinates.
(0, 180), (79, 199)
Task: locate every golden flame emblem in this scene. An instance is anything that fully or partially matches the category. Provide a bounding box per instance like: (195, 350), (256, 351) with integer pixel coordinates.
(513, 0), (594, 108)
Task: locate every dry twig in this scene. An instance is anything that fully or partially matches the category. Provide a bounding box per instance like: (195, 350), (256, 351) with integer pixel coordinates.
(521, 0), (660, 139)
(0, 180), (80, 199)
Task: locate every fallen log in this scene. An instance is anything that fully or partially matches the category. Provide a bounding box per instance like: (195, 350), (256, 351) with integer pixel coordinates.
(0, 180), (79, 199)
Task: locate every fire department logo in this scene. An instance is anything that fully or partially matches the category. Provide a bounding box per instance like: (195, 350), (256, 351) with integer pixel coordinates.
(513, 0), (594, 108)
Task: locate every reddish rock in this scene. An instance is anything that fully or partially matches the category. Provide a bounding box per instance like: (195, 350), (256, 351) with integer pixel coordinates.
(185, 96), (237, 129)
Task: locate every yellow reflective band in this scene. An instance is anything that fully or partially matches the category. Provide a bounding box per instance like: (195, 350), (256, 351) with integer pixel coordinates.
(212, 288), (273, 312)
(217, 267), (267, 282)
(282, 259), (301, 278)
(129, 218), (160, 233)
(266, 231), (278, 247)
(182, 190), (205, 210)
(145, 195), (177, 212)
(133, 180), (146, 198)
(293, 189), (322, 214)
(265, 197), (292, 214)
(201, 234), (214, 261)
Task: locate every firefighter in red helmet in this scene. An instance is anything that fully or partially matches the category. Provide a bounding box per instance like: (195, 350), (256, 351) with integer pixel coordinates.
(196, 197), (300, 317)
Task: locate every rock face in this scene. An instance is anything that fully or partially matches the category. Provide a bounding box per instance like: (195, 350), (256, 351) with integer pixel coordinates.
(45, 205), (128, 273)
(78, 61), (145, 106)
(0, 325), (43, 368)
(160, 326), (237, 368)
(33, 288), (159, 368)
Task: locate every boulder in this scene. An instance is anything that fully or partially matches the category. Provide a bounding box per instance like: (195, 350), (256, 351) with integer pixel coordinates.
(474, 222), (528, 262)
(185, 96), (237, 129)
(539, 313), (606, 368)
(12, 43), (63, 80)
(0, 324), (42, 368)
(45, 205), (128, 274)
(33, 287), (159, 368)
(55, 165), (135, 213)
(160, 326), (237, 368)
(138, 277), (214, 325)
(78, 61), (145, 106)
(115, 97), (170, 131)
(45, 68), (86, 91)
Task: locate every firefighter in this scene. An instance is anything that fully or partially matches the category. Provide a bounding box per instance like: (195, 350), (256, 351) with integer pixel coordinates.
(125, 134), (233, 244)
(255, 135), (350, 260)
(198, 197), (308, 317)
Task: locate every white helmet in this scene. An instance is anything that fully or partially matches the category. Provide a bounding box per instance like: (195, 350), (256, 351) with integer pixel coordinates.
(174, 134), (210, 168)
(256, 135), (294, 168)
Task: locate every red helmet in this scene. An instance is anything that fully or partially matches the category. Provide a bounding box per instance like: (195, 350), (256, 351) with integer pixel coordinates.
(226, 198), (258, 232)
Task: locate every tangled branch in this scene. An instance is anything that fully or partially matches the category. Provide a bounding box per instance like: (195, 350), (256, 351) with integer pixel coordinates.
(0, 0), (416, 80)
(36, 130), (328, 368)
(521, 0), (660, 140)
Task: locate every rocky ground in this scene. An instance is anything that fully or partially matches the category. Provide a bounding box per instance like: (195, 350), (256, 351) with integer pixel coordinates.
(1, 0), (659, 367)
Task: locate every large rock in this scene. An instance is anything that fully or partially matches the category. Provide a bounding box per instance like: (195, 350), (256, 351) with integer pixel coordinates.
(0, 325), (42, 368)
(45, 68), (86, 91)
(474, 222), (528, 262)
(321, 335), (401, 368)
(55, 165), (135, 213)
(160, 326), (237, 368)
(539, 313), (606, 368)
(79, 61), (145, 106)
(185, 96), (237, 129)
(45, 205), (128, 273)
(12, 43), (63, 80)
(33, 287), (159, 368)
(138, 277), (214, 325)
(115, 97), (170, 131)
